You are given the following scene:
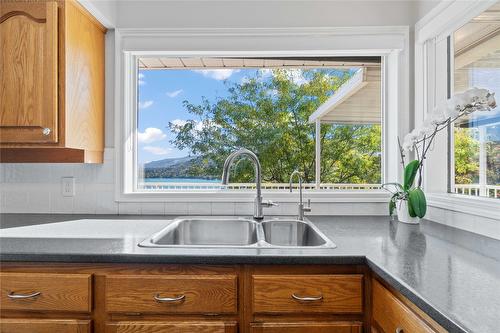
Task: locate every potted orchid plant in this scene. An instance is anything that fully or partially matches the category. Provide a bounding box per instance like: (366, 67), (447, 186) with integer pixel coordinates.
(383, 88), (496, 224)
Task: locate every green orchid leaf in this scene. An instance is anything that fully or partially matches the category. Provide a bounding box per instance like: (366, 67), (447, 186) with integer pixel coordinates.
(404, 160), (420, 190)
(408, 187), (427, 218)
(407, 198), (417, 217)
(389, 201), (396, 216)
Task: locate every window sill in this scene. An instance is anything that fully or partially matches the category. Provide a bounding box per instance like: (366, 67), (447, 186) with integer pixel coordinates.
(116, 190), (391, 203)
(426, 193), (500, 220)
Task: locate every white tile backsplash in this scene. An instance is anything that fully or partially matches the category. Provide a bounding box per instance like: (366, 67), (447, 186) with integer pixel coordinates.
(118, 202), (142, 215)
(27, 189), (52, 213)
(211, 202), (235, 215)
(140, 202), (165, 215)
(164, 202), (188, 215)
(188, 202), (212, 215)
(73, 183), (98, 214)
(95, 189), (118, 214)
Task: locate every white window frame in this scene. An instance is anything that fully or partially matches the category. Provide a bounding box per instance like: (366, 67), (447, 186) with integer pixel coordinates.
(414, 0), (500, 220)
(115, 27), (410, 203)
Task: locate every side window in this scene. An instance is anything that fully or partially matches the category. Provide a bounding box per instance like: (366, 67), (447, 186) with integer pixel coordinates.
(452, 4), (500, 199)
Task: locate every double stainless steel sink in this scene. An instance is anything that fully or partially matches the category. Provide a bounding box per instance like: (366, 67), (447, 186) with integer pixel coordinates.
(138, 217), (335, 248)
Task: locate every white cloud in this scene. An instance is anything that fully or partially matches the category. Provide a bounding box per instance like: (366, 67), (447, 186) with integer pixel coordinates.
(143, 146), (172, 155)
(166, 89), (183, 98)
(287, 69), (309, 85)
(138, 73), (146, 85)
(170, 119), (212, 133)
(171, 119), (188, 128)
(138, 100), (154, 109)
(137, 127), (166, 143)
(194, 69), (240, 80)
(259, 68), (273, 78)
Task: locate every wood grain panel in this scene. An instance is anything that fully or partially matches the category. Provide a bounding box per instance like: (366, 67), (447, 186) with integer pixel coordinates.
(0, 319), (90, 333)
(106, 321), (237, 333)
(250, 322), (363, 333)
(0, 1), (58, 143)
(253, 275), (363, 314)
(63, 0), (104, 154)
(372, 279), (435, 333)
(0, 147), (86, 163)
(105, 275), (238, 314)
(0, 272), (92, 313)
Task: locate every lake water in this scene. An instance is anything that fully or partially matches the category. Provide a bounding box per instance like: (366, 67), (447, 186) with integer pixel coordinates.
(143, 178), (220, 183)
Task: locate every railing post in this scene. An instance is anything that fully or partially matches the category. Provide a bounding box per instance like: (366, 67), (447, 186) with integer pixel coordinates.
(315, 119), (321, 190)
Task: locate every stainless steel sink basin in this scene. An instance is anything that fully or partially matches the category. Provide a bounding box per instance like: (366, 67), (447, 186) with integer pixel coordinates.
(261, 219), (334, 247)
(139, 217), (260, 247)
(139, 216), (335, 248)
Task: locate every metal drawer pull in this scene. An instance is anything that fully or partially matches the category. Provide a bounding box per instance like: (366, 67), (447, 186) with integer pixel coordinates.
(291, 293), (323, 302)
(396, 328), (404, 333)
(154, 294), (186, 303)
(7, 291), (41, 299)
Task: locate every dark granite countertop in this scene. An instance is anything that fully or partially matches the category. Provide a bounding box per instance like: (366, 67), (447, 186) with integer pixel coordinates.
(1, 214), (499, 333)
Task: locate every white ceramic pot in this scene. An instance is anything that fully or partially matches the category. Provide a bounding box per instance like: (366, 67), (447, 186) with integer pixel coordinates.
(396, 199), (420, 224)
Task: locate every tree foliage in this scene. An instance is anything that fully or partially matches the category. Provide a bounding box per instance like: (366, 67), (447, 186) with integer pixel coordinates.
(454, 128), (479, 184)
(169, 69), (381, 184)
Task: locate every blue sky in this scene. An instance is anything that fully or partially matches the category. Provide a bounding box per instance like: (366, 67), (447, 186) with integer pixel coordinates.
(136, 67), (355, 164)
(137, 68), (260, 164)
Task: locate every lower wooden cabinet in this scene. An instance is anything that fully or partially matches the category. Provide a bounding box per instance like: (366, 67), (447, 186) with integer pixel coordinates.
(0, 263), (448, 333)
(250, 322), (363, 333)
(0, 319), (91, 333)
(106, 321), (237, 333)
(371, 279), (443, 333)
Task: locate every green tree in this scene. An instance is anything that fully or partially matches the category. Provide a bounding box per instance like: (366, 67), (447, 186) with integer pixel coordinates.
(169, 69), (382, 184)
(454, 128), (479, 184)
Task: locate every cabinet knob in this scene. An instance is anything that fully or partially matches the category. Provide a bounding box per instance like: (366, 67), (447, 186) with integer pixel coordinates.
(42, 128), (51, 136)
(396, 328), (404, 333)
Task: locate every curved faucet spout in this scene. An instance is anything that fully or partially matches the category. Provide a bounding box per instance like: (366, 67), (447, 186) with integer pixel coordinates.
(221, 148), (273, 219)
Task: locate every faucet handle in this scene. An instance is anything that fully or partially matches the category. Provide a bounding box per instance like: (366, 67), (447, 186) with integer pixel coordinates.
(262, 200), (278, 208)
(303, 199), (312, 212)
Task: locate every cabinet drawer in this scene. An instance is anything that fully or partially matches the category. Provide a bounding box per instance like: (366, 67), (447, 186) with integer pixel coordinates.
(0, 273), (92, 313)
(106, 321), (237, 333)
(0, 319), (91, 333)
(250, 322), (363, 333)
(372, 279), (435, 333)
(105, 275), (237, 314)
(253, 274), (363, 314)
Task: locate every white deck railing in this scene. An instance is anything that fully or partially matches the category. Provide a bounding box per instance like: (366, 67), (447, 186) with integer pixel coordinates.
(138, 182), (382, 191)
(454, 184), (500, 199)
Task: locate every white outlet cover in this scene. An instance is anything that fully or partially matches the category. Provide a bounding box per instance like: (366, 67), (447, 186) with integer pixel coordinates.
(61, 177), (75, 197)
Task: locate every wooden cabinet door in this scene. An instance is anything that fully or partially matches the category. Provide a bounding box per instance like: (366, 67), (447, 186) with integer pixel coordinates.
(106, 321), (237, 333)
(0, 1), (58, 143)
(250, 322), (363, 333)
(0, 319), (90, 333)
(372, 279), (436, 333)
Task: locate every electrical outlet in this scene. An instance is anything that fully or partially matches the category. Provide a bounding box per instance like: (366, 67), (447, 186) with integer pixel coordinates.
(61, 177), (75, 197)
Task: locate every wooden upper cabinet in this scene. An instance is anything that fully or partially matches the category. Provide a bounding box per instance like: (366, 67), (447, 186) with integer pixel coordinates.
(0, 0), (106, 163)
(0, 1), (58, 144)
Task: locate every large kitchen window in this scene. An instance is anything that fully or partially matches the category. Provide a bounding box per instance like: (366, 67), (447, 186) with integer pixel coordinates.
(452, 4), (500, 199)
(135, 57), (382, 191)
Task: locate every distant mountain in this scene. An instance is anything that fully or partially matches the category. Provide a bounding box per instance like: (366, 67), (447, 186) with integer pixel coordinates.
(144, 156), (196, 169)
(143, 156), (218, 179)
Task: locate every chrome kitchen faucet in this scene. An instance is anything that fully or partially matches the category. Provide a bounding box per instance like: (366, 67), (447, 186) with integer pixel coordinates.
(221, 148), (277, 219)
